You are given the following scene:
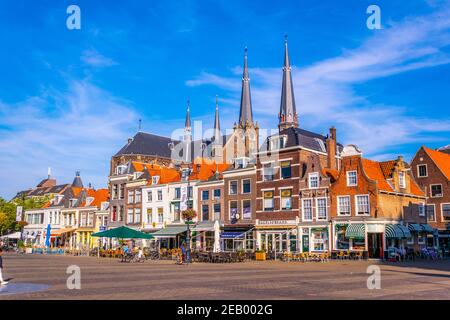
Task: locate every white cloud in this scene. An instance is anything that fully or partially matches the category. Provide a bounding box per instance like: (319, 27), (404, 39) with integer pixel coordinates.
(186, 6), (450, 158)
(0, 80), (138, 199)
(81, 49), (117, 67)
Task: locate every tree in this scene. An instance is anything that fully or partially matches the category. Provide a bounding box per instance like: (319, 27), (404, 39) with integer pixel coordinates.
(0, 198), (17, 235)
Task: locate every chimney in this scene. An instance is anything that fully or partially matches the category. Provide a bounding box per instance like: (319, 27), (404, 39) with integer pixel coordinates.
(326, 127), (337, 170)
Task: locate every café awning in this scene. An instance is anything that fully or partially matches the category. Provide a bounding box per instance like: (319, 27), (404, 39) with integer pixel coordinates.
(220, 232), (245, 239)
(345, 224), (365, 239)
(92, 226), (153, 239)
(385, 224), (410, 239)
(421, 224), (435, 233)
(191, 221), (215, 232)
(51, 228), (76, 236)
(151, 225), (188, 238)
(408, 224), (422, 232)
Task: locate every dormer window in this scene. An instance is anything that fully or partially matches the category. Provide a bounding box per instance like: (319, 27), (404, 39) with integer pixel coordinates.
(152, 176), (160, 185)
(101, 202), (109, 211)
(234, 157), (248, 169)
(269, 135), (287, 151)
(85, 197), (94, 206)
(181, 169), (190, 181)
(279, 136), (287, 149)
(69, 199), (77, 207)
(399, 171), (406, 189)
(133, 172), (143, 180)
(53, 195), (63, 205)
(116, 165), (127, 175)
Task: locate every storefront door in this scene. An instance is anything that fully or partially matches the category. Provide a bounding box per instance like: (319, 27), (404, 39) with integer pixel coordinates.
(368, 233), (383, 258)
(302, 234), (309, 252)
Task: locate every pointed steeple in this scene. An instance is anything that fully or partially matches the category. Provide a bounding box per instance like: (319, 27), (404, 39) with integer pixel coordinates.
(213, 95), (221, 144)
(238, 47), (253, 127)
(185, 99), (191, 129)
(279, 35), (298, 131)
(71, 171), (83, 188)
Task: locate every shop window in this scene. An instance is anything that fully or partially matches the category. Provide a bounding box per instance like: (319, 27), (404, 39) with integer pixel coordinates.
(311, 229), (328, 251)
(302, 199), (313, 221)
(418, 233), (426, 245)
(281, 189), (292, 210)
(281, 161), (292, 179)
(352, 238), (365, 250)
(263, 191), (274, 211)
(336, 225), (349, 250)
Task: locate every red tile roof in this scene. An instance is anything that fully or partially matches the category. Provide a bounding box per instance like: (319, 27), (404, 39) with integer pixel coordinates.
(423, 146), (450, 180)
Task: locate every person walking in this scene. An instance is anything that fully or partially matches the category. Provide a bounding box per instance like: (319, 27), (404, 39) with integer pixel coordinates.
(0, 248), (8, 285)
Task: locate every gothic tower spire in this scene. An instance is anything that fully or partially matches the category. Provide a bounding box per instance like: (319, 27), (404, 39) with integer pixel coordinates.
(213, 95), (221, 144)
(279, 35), (298, 131)
(238, 47), (253, 127)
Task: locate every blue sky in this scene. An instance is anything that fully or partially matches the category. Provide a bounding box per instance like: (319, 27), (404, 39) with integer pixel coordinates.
(1, 0), (450, 199)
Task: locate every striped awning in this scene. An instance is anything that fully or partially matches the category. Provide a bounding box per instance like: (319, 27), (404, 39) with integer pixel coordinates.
(385, 224), (410, 239)
(396, 225), (411, 238)
(408, 223), (422, 232)
(345, 224), (365, 239)
(421, 224), (435, 233)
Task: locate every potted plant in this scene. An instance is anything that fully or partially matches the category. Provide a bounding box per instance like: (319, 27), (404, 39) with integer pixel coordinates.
(255, 249), (266, 261)
(181, 209), (197, 222)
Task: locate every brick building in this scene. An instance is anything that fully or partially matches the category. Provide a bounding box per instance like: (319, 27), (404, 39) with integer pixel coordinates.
(411, 146), (450, 248)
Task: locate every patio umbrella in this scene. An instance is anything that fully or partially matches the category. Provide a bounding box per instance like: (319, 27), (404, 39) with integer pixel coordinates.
(92, 226), (153, 239)
(44, 224), (51, 247)
(213, 220), (221, 253)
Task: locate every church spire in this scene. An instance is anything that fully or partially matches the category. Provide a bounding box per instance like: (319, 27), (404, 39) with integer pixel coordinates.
(238, 47), (253, 127)
(279, 35), (298, 131)
(213, 95), (221, 144)
(184, 99), (192, 141)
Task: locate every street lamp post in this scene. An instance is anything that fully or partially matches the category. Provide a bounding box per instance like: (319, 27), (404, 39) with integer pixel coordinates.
(184, 164), (193, 265)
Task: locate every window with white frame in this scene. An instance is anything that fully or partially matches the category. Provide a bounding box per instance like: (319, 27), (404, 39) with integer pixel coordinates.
(229, 181), (238, 195)
(302, 198), (313, 221)
(442, 203), (450, 221)
(417, 164), (427, 177)
(426, 204), (436, 221)
(418, 203), (425, 216)
(308, 172), (319, 189)
(127, 209), (134, 224)
(399, 171), (406, 189)
(152, 176), (160, 185)
(418, 233), (426, 244)
(135, 208), (141, 223)
(147, 208), (152, 224)
(337, 196), (351, 215)
(242, 179), (251, 194)
(263, 191), (274, 211)
(281, 189), (292, 210)
(316, 198), (327, 220)
(355, 195), (370, 215)
(430, 184), (443, 198)
(157, 190), (163, 201)
(202, 190), (209, 201)
(263, 164), (274, 181)
(347, 171), (357, 186)
(128, 191), (134, 204)
(135, 190), (141, 203)
(147, 191), (152, 202)
(157, 207), (164, 223)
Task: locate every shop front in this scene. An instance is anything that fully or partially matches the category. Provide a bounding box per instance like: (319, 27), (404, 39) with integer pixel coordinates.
(221, 225), (255, 252)
(256, 219), (297, 253)
(151, 224), (188, 249)
(333, 223), (367, 255)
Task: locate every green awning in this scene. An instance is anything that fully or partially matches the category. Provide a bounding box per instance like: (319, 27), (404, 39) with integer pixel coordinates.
(408, 223), (422, 232)
(385, 224), (407, 239)
(396, 225), (411, 238)
(421, 224), (435, 233)
(92, 226), (153, 239)
(335, 223), (348, 232)
(345, 224), (365, 239)
(151, 225), (188, 238)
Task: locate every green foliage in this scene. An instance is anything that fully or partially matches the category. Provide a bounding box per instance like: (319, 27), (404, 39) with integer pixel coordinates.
(0, 197), (17, 235)
(11, 194), (52, 210)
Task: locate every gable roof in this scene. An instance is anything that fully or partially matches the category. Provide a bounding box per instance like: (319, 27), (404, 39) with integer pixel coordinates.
(423, 146), (450, 180)
(267, 127), (344, 154)
(115, 132), (177, 158)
